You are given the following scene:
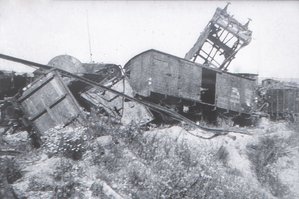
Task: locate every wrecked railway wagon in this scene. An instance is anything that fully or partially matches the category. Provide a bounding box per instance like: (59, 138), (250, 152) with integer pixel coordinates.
(266, 88), (299, 121)
(0, 53), (154, 135)
(18, 70), (86, 133)
(259, 79), (299, 122)
(124, 49), (258, 124)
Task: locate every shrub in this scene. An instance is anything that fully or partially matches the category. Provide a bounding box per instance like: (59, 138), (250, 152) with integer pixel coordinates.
(0, 157), (22, 184)
(215, 145), (229, 166)
(51, 158), (73, 182)
(102, 145), (123, 172)
(90, 181), (107, 198)
(27, 176), (53, 192)
(247, 136), (290, 197)
(42, 126), (88, 160)
(91, 138), (124, 172)
(123, 131), (266, 199)
(54, 181), (83, 199)
(85, 110), (126, 139)
(174, 140), (198, 170)
(128, 169), (146, 188)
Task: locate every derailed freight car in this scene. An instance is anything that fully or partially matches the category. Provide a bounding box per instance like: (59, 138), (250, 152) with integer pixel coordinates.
(264, 88), (299, 122)
(124, 49), (258, 125)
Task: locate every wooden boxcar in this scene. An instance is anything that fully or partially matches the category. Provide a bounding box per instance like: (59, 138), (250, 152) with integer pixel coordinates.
(266, 88), (299, 121)
(124, 49), (257, 121)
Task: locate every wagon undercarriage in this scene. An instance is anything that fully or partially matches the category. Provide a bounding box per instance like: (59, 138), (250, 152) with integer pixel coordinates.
(138, 92), (256, 127)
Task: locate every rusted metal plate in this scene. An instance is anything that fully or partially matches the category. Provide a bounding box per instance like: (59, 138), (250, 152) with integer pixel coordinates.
(18, 71), (85, 133)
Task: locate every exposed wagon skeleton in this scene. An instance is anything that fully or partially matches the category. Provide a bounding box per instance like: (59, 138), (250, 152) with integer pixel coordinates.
(185, 3), (252, 70)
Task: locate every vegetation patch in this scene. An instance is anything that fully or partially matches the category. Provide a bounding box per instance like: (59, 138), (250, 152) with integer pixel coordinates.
(247, 135), (291, 198)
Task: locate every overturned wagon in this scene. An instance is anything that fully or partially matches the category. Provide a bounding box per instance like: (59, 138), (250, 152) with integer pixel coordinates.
(18, 71), (86, 133)
(124, 49), (257, 125)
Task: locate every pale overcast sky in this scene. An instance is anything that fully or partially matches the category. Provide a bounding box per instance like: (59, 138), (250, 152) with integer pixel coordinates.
(0, 0), (299, 78)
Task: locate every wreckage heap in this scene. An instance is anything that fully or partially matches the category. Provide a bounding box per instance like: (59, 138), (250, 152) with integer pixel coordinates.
(0, 54), (154, 135)
(0, 4), (298, 141)
(0, 52), (248, 138)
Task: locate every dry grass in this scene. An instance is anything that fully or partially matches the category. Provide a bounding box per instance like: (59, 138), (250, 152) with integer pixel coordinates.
(247, 135), (291, 198)
(4, 117), (298, 199)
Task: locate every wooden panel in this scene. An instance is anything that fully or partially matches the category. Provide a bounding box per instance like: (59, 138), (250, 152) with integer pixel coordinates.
(295, 91), (299, 113)
(286, 89), (299, 114)
(216, 72), (256, 114)
(269, 89), (277, 115)
(128, 53), (151, 97)
(215, 73), (230, 110)
(284, 89), (299, 114)
(240, 77), (256, 113)
(144, 51), (202, 101)
(150, 52), (179, 97)
(18, 71), (85, 134)
(21, 78), (64, 117)
(177, 60), (201, 100)
(278, 89), (284, 113)
(229, 76), (242, 112)
(216, 73), (242, 112)
(126, 50), (202, 101)
(267, 89), (299, 115)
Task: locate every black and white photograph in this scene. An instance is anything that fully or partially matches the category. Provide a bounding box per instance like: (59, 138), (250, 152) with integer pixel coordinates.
(0, 0), (298, 198)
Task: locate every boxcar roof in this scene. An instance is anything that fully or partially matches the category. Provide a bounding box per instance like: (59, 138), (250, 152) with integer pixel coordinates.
(124, 49), (257, 81)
